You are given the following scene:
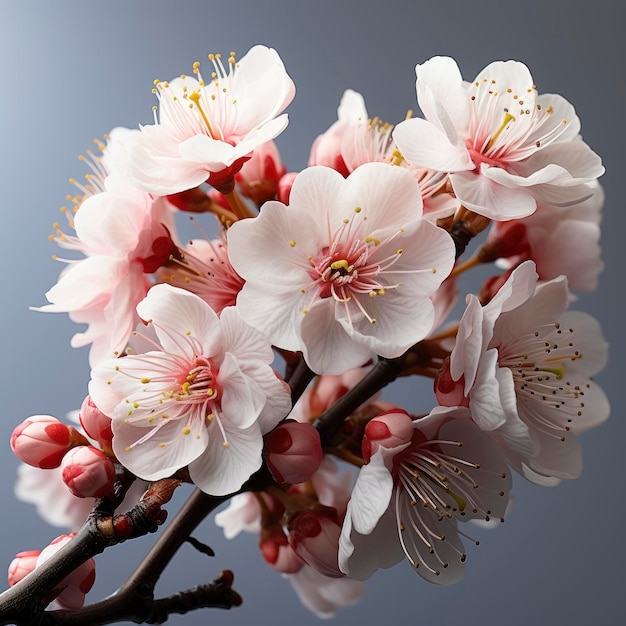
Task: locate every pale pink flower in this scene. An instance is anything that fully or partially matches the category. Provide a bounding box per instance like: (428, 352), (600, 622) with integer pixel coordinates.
(339, 407), (511, 584)
(228, 163), (456, 375)
(309, 89), (368, 176)
(89, 284), (291, 496)
(487, 183), (604, 292)
(436, 261), (610, 483)
(157, 234), (244, 314)
(34, 182), (178, 367)
(393, 56), (604, 220)
(124, 46), (295, 195)
(287, 557), (366, 619)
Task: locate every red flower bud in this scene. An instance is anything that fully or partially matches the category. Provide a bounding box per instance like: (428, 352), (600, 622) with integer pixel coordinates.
(7, 550), (40, 586)
(10, 416), (75, 469)
(259, 524), (304, 574)
(287, 509), (343, 578)
(265, 421), (323, 484)
(434, 356), (470, 409)
(78, 395), (113, 448)
(362, 409), (414, 463)
(61, 446), (115, 498)
(36, 534), (95, 610)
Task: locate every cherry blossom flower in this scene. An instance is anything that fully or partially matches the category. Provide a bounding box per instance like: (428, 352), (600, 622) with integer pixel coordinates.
(309, 89), (368, 176)
(157, 234), (244, 315)
(393, 56), (604, 220)
(485, 184), (604, 292)
(339, 407), (511, 584)
(435, 261), (610, 483)
(227, 163), (456, 375)
(123, 46), (295, 195)
(34, 179), (179, 367)
(88, 284), (292, 496)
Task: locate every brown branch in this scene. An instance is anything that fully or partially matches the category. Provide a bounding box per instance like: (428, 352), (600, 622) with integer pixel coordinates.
(0, 479), (182, 626)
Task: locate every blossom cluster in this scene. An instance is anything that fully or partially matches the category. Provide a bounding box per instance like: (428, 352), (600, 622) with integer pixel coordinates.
(8, 46), (609, 618)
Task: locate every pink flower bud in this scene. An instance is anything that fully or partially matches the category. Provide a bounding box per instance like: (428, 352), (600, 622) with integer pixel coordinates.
(78, 395), (113, 449)
(287, 509), (343, 578)
(434, 357), (470, 409)
(10, 416), (75, 469)
(265, 421), (323, 484)
(236, 140), (286, 205)
(7, 550), (40, 586)
(37, 534), (96, 611)
(362, 409), (414, 463)
(259, 525), (304, 574)
(61, 446), (115, 498)
(277, 171), (298, 204)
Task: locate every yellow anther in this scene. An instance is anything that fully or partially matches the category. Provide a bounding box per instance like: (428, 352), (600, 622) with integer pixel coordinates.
(330, 259), (350, 271)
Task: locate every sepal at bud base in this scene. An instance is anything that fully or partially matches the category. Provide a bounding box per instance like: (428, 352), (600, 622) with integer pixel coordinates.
(10, 415), (87, 469)
(36, 533), (96, 610)
(264, 421), (323, 484)
(61, 445), (115, 498)
(7, 550), (40, 586)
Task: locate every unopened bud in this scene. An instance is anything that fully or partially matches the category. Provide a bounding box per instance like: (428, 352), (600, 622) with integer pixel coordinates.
(259, 524), (304, 574)
(7, 550), (40, 586)
(434, 357), (470, 408)
(287, 509), (343, 578)
(265, 421), (323, 484)
(61, 446), (115, 498)
(78, 396), (113, 449)
(37, 534), (96, 610)
(362, 409), (414, 463)
(10, 415), (85, 469)
(277, 171), (298, 204)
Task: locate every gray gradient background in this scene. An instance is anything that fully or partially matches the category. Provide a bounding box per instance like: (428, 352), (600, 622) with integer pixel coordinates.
(1, 1), (623, 625)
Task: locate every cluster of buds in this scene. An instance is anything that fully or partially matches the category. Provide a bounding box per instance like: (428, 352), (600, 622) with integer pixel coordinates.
(10, 398), (115, 500)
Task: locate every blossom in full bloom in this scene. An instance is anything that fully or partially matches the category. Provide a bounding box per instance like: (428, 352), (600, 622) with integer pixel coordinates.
(435, 261), (610, 483)
(123, 46), (295, 195)
(34, 176), (179, 367)
(157, 234), (245, 315)
(227, 163), (456, 375)
(89, 284), (292, 496)
(339, 407), (511, 584)
(392, 56), (604, 220)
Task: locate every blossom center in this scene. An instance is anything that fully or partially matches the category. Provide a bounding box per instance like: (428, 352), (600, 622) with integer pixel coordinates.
(496, 321), (587, 437)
